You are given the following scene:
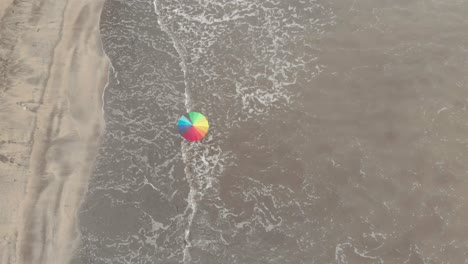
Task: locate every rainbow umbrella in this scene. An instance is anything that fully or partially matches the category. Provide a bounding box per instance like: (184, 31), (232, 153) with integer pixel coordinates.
(177, 112), (209, 141)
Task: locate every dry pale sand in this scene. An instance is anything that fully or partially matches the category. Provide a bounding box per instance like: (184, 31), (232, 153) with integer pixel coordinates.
(0, 0), (13, 22)
(0, 0), (108, 263)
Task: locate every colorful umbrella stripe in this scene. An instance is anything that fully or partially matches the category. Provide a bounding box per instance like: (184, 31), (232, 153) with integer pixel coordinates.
(177, 112), (209, 141)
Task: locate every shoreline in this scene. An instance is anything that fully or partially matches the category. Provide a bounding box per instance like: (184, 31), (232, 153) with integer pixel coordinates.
(0, 0), (109, 263)
(71, 0), (190, 262)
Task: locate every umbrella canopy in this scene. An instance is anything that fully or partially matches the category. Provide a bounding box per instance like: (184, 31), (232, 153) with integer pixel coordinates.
(177, 112), (209, 141)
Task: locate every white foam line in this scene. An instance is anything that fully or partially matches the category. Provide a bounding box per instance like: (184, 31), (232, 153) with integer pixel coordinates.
(152, 1), (196, 263)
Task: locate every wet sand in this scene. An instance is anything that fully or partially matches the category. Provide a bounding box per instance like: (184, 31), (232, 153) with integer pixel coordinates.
(0, 0), (108, 263)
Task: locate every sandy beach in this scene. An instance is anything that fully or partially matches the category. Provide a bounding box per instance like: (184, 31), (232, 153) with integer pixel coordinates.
(0, 0), (108, 263)
(2, 0), (468, 263)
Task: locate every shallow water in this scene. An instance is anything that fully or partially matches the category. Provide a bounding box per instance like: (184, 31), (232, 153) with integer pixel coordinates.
(74, 0), (468, 263)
